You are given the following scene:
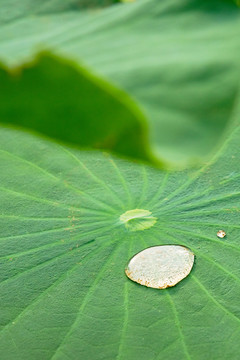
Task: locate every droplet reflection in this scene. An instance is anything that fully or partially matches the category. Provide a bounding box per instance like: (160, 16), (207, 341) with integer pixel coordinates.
(125, 245), (194, 289)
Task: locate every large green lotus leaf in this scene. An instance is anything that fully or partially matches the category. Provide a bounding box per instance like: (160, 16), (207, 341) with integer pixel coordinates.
(0, 119), (240, 359)
(0, 0), (240, 167)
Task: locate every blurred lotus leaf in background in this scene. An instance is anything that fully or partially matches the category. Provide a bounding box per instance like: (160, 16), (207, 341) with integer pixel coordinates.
(0, 0), (239, 167)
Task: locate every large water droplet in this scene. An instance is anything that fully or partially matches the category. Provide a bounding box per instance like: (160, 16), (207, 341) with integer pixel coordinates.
(120, 209), (157, 231)
(125, 245), (194, 289)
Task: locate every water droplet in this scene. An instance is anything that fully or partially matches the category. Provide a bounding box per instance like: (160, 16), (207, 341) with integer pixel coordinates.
(217, 230), (226, 238)
(125, 245), (194, 289)
(120, 209), (157, 231)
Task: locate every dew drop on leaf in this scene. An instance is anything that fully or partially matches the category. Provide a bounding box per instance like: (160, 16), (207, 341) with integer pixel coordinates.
(217, 230), (226, 238)
(125, 245), (194, 289)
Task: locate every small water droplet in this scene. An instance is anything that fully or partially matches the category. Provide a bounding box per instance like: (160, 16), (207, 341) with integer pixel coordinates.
(125, 245), (194, 289)
(120, 209), (157, 231)
(217, 230), (226, 238)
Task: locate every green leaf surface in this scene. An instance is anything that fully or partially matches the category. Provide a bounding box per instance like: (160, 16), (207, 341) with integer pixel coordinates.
(1, 120), (240, 359)
(0, 0), (240, 167)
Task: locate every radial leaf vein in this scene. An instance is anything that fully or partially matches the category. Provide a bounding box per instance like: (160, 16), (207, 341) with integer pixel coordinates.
(116, 239), (132, 360)
(108, 156), (133, 208)
(0, 239), (114, 336)
(0, 147), (117, 214)
(50, 241), (123, 359)
(58, 145), (125, 209)
(192, 275), (240, 324)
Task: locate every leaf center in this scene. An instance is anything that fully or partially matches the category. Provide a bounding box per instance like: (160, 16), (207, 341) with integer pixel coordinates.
(120, 209), (157, 231)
